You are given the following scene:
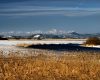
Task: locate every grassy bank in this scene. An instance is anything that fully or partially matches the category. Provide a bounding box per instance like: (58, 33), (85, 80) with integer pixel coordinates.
(0, 50), (99, 80)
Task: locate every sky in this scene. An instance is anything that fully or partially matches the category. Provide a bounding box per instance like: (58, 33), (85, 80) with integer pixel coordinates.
(0, 0), (100, 33)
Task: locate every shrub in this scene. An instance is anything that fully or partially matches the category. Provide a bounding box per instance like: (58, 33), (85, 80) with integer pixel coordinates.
(85, 37), (100, 45)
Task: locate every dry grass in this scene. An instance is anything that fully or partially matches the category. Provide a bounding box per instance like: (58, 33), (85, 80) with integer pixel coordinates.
(16, 43), (31, 47)
(0, 50), (99, 80)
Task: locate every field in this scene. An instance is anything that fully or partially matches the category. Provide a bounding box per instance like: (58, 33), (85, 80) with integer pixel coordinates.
(0, 40), (99, 80)
(0, 48), (99, 80)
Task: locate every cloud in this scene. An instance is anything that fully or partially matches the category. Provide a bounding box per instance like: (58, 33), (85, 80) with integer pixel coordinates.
(0, 0), (100, 17)
(0, 7), (100, 17)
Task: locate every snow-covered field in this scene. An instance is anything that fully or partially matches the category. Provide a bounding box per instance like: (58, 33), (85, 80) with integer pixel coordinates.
(0, 40), (84, 52)
(0, 40), (100, 52)
(0, 40), (85, 46)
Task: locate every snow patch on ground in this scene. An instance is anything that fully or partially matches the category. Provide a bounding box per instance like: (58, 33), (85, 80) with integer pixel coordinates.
(0, 40), (84, 46)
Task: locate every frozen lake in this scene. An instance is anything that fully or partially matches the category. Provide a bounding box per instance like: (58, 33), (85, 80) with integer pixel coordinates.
(0, 40), (85, 46)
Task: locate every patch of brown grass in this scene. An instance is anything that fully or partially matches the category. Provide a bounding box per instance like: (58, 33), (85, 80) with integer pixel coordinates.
(16, 43), (31, 47)
(0, 50), (99, 80)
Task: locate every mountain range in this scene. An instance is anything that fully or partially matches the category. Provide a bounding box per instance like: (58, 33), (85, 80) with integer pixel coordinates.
(0, 29), (100, 39)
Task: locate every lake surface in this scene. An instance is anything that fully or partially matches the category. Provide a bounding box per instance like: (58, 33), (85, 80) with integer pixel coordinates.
(28, 44), (100, 52)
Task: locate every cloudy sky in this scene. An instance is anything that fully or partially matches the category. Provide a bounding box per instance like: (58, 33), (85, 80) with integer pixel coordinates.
(0, 0), (100, 33)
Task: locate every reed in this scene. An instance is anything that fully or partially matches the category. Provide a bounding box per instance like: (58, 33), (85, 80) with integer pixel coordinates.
(0, 50), (99, 80)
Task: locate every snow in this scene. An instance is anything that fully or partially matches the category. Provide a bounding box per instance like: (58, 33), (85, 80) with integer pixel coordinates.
(0, 40), (85, 46)
(34, 35), (40, 38)
(91, 45), (100, 48)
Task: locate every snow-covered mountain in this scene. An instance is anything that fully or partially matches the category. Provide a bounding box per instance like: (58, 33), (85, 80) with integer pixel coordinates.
(0, 29), (100, 39)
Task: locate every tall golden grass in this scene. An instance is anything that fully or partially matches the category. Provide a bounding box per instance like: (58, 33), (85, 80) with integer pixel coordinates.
(0, 50), (99, 80)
